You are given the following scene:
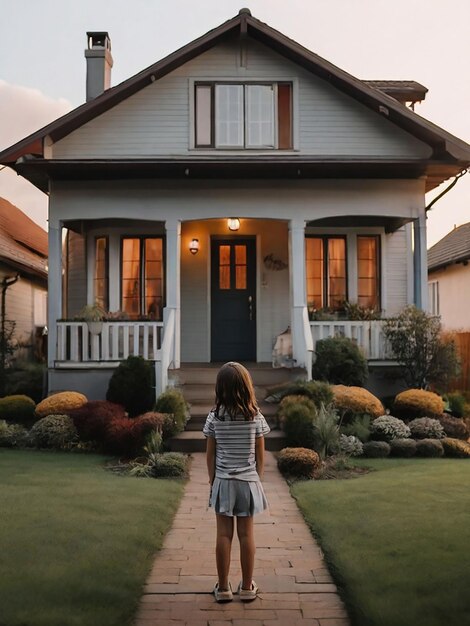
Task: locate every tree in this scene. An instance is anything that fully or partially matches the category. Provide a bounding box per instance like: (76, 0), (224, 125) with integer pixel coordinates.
(383, 306), (459, 390)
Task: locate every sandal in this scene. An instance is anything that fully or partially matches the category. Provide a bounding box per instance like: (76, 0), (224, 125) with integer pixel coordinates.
(237, 580), (259, 601)
(213, 582), (233, 603)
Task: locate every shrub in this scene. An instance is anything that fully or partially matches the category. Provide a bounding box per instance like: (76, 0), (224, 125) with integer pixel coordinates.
(340, 414), (371, 442)
(0, 395), (36, 424)
(282, 403), (317, 450)
(155, 388), (188, 435)
(277, 395), (317, 428)
(394, 389), (444, 420)
(390, 438), (417, 457)
(339, 434), (363, 457)
(370, 415), (411, 442)
(383, 305), (459, 389)
(150, 452), (188, 478)
(332, 385), (384, 420)
(315, 403), (340, 458)
(439, 415), (469, 440)
(445, 392), (466, 418)
(311, 336), (368, 387)
(415, 438), (444, 458)
(0, 420), (30, 448)
(106, 356), (154, 417)
(362, 441), (390, 458)
(265, 380), (333, 408)
(5, 362), (46, 403)
(277, 447), (321, 478)
(30, 414), (78, 450)
(104, 417), (136, 457)
(441, 438), (470, 458)
(69, 401), (126, 442)
(36, 391), (87, 418)
(408, 417), (445, 440)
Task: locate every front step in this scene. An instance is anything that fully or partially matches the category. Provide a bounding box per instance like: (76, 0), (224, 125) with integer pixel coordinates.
(169, 362), (305, 453)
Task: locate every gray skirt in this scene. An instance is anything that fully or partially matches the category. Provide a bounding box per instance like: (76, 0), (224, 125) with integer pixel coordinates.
(209, 477), (268, 517)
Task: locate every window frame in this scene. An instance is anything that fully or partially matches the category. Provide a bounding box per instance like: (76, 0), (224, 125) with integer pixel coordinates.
(356, 234), (381, 311)
(193, 81), (293, 150)
(119, 235), (166, 320)
(306, 235), (348, 311)
(428, 280), (440, 316)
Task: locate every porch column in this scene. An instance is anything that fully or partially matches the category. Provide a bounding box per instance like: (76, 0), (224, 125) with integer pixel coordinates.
(413, 212), (428, 310)
(47, 221), (63, 368)
(288, 218), (310, 369)
(165, 219), (181, 368)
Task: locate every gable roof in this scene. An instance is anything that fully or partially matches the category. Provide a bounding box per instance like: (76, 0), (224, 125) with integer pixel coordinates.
(1, 8), (469, 192)
(0, 198), (48, 279)
(428, 222), (470, 272)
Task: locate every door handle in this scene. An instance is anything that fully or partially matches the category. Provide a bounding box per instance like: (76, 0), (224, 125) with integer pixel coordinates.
(248, 295), (253, 321)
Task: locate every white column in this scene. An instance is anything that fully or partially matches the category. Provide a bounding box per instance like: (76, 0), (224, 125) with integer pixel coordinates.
(288, 218), (308, 368)
(413, 212), (428, 310)
(47, 221), (63, 368)
(165, 219), (181, 368)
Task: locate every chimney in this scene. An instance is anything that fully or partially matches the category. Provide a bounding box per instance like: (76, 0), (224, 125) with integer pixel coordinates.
(85, 32), (113, 101)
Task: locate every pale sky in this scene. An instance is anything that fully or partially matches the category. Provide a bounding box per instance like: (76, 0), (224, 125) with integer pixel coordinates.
(1, 0), (469, 247)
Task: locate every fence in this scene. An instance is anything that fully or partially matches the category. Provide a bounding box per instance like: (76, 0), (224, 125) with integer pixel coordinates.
(449, 332), (470, 392)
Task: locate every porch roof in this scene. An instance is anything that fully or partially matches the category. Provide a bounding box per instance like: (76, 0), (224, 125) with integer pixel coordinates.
(1, 9), (469, 192)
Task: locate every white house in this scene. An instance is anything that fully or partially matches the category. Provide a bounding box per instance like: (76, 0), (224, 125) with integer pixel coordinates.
(1, 9), (470, 400)
(428, 223), (470, 330)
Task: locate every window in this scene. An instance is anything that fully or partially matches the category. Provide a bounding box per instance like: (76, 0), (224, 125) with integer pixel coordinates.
(429, 281), (439, 316)
(94, 237), (108, 310)
(357, 236), (380, 309)
(194, 82), (292, 149)
(121, 237), (164, 319)
(306, 237), (347, 310)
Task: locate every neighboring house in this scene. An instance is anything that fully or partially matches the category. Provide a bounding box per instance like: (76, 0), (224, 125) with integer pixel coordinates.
(1, 9), (469, 400)
(0, 197), (48, 360)
(428, 223), (470, 330)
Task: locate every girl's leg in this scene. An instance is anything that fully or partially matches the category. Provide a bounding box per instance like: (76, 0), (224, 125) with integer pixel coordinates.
(216, 514), (234, 590)
(236, 516), (255, 589)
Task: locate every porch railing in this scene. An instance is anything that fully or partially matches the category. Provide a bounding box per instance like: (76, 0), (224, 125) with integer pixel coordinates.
(310, 320), (392, 361)
(56, 321), (164, 363)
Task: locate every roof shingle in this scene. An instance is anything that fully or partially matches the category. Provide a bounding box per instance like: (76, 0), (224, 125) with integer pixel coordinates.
(428, 222), (470, 272)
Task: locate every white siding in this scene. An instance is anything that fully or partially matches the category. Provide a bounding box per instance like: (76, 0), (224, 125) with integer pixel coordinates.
(428, 264), (470, 330)
(385, 227), (409, 315)
(52, 38), (431, 160)
(66, 230), (87, 317)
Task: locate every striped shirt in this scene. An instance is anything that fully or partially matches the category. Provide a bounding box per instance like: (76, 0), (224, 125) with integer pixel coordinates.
(203, 409), (271, 481)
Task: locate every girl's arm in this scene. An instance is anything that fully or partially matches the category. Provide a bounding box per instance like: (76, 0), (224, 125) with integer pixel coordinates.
(255, 436), (265, 480)
(206, 436), (216, 485)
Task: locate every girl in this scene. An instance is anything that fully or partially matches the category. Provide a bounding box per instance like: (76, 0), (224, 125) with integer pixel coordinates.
(203, 361), (270, 603)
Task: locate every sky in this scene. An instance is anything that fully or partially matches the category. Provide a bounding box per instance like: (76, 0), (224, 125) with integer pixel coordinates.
(0, 0), (469, 248)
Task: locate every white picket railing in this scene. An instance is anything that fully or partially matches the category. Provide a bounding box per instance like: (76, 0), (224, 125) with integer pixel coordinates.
(56, 321), (164, 363)
(310, 320), (391, 360)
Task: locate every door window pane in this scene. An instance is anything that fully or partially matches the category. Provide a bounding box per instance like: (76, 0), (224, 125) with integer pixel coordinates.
(94, 237), (108, 310)
(215, 85), (244, 147)
(195, 85), (212, 147)
(357, 236), (379, 309)
(246, 85), (275, 148)
(235, 245), (247, 289)
(219, 245), (231, 289)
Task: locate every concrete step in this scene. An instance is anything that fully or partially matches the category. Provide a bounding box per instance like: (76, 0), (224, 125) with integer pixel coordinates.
(169, 429), (286, 453)
(179, 384), (273, 404)
(184, 411), (279, 431)
(186, 401), (279, 419)
(171, 363), (306, 386)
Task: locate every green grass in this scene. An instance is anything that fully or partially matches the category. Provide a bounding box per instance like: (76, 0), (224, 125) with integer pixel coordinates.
(0, 449), (186, 626)
(292, 458), (470, 626)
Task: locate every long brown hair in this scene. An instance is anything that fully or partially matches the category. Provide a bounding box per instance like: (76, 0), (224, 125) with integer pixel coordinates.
(214, 362), (259, 420)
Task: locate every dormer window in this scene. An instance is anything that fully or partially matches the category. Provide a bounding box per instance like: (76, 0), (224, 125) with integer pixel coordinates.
(195, 82), (292, 149)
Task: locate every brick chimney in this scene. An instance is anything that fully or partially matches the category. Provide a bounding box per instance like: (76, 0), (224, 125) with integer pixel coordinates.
(85, 32), (113, 101)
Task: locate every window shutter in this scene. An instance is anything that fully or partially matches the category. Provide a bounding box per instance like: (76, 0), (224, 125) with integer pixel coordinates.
(215, 85), (243, 147)
(246, 85), (275, 148)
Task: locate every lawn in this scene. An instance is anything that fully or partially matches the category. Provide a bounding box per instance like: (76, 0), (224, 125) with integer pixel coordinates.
(292, 458), (470, 626)
(0, 449), (186, 626)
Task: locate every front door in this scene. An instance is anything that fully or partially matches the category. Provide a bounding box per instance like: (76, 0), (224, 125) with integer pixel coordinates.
(211, 238), (256, 362)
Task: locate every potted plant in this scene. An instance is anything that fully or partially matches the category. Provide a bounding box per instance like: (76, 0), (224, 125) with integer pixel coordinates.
(77, 303), (106, 335)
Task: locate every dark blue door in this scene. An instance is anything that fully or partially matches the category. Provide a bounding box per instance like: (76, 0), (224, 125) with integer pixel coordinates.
(211, 238), (256, 362)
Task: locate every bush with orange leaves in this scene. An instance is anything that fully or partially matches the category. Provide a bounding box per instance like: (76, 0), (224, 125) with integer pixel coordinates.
(393, 389), (444, 420)
(35, 391), (87, 418)
(332, 385), (384, 420)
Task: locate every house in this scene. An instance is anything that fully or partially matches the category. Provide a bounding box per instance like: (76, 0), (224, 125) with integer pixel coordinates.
(428, 223), (470, 330)
(1, 9), (470, 402)
(0, 198), (48, 361)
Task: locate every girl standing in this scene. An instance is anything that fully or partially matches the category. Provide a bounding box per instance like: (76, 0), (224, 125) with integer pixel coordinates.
(203, 361), (270, 603)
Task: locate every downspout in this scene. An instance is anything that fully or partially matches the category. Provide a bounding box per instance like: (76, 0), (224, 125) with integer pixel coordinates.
(0, 274), (20, 395)
(425, 169), (468, 212)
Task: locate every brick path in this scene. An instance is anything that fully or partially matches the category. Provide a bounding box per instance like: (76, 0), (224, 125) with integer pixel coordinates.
(134, 452), (350, 626)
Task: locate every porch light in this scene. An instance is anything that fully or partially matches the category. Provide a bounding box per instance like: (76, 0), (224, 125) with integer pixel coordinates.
(228, 218), (240, 231)
(189, 238), (200, 255)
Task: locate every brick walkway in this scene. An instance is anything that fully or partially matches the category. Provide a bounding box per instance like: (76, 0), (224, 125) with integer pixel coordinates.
(134, 452), (350, 626)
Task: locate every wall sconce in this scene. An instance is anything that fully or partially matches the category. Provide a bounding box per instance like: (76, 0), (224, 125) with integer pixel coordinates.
(189, 238), (199, 255)
(228, 218), (240, 231)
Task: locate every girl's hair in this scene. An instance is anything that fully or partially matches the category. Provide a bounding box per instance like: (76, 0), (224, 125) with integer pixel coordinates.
(214, 362), (259, 420)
